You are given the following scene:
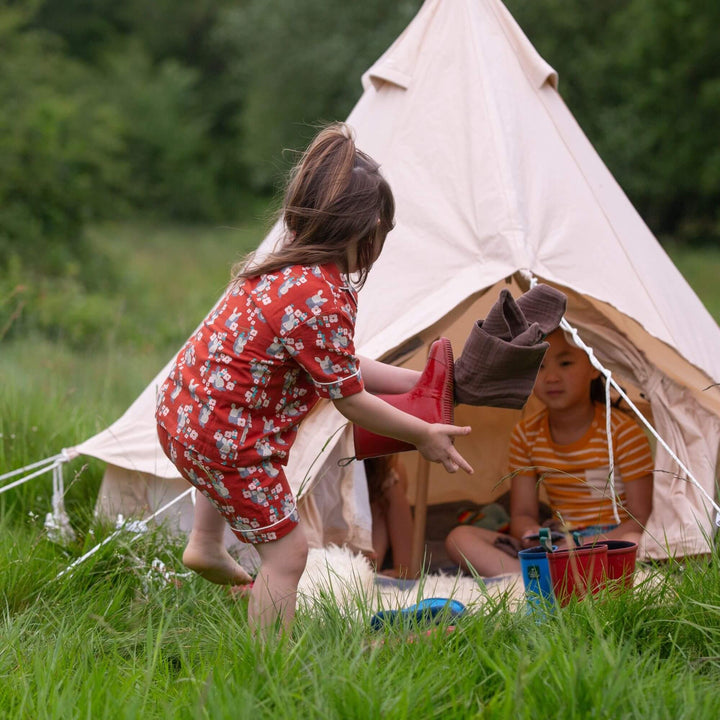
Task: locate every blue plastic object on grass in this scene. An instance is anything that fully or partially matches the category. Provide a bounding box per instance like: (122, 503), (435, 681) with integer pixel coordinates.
(370, 597), (466, 631)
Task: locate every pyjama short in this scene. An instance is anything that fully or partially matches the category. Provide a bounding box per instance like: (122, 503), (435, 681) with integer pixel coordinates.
(157, 427), (299, 544)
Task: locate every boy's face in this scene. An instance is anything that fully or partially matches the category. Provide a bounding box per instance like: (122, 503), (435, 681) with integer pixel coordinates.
(533, 331), (600, 411)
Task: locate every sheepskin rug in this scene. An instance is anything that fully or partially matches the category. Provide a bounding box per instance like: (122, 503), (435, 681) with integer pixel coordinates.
(297, 544), (524, 618)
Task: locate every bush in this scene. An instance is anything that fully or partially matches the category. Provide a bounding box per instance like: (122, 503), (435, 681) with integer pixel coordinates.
(220, 0), (422, 190)
(0, 9), (129, 276)
(99, 43), (224, 221)
(0, 254), (123, 349)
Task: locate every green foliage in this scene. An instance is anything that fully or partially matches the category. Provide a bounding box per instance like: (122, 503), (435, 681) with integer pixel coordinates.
(29, 0), (251, 220)
(611, 0), (720, 239)
(0, 8), (129, 274)
(100, 43), (224, 220)
(0, 7), (130, 350)
(0, 1), (256, 342)
(221, 1), (422, 189)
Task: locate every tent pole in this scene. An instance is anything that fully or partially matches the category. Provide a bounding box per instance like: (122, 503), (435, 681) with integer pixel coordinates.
(410, 455), (431, 577)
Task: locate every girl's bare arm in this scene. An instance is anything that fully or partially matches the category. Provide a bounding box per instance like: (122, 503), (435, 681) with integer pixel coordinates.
(357, 356), (420, 395)
(333, 390), (472, 474)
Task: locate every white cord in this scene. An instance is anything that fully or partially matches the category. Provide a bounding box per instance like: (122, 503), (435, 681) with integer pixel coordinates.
(0, 455), (64, 494)
(560, 318), (620, 524)
(55, 486), (194, 579)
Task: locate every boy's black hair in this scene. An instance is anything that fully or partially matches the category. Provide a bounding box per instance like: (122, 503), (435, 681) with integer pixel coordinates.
(591, 375), (625, 408)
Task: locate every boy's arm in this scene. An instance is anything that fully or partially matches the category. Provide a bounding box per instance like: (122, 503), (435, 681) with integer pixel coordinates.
(333, 390), (472, 475)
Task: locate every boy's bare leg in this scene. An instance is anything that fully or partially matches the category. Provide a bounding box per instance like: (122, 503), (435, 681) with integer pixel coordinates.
(250, 525), (309, 635)
(183, 492), (253, 585)
(445, 525), (521, 576)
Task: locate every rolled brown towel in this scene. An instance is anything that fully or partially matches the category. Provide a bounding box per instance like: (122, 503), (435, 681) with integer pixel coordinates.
(454, 284), (567, 409)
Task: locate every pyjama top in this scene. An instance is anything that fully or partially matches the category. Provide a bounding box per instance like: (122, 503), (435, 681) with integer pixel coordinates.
(156, 262), (364, 467)
(508, 403), (653, 528)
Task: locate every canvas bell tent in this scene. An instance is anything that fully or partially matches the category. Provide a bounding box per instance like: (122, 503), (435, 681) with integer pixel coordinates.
(21, 0), (720, 564)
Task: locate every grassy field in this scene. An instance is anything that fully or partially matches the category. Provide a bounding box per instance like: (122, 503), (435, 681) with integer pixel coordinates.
(1, 219), (268, 528)
(1, 517), (720, 718)
(1, 224), (720, 717)
(663, 241), (720, 322)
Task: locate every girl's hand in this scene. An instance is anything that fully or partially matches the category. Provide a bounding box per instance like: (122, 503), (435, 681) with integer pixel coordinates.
(415, 424), (473, 474)
(333, 391), (473, 473)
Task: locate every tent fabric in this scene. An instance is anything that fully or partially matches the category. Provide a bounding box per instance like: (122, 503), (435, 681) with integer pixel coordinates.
(80, 0), (720, 561)
(76, 360), (179, 479)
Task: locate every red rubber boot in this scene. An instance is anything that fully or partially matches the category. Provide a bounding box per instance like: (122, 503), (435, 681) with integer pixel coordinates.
(353, 337), (455, 460)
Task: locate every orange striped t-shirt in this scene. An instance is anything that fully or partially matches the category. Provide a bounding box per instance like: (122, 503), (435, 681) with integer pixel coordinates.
(508, 403), (653, 528)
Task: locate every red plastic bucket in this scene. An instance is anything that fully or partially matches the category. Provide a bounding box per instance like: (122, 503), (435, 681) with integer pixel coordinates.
(599, 540), (638, 588)
(546, 543), (608, 606)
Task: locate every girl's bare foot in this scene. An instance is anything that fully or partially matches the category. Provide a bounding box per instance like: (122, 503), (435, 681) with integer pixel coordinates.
(182, 541), (253, 585)
(228, 582), (254, 599)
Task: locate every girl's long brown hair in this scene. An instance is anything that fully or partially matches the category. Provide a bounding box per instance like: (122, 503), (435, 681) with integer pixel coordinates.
(233, 123), (395, 288)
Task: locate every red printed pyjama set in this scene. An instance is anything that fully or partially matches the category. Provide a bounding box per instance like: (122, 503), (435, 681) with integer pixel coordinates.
(156, 263), (364, 543)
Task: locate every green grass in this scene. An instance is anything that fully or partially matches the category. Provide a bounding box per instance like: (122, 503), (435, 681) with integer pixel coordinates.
(1, 518), (720, 718)
(1, 223), (720, 717)
(664, 241), (720, 322)
(88, 218), (271, 354)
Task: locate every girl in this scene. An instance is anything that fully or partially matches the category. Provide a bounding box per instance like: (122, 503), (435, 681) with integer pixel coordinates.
(446, 328), (653, 576)
(155, 123), (472, 633)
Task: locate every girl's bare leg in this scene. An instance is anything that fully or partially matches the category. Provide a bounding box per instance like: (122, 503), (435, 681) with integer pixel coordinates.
(250, 524), (309, 635)
(183, 492), (253, 585)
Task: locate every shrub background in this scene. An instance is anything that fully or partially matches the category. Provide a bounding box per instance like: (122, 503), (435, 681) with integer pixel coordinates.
(2, 0), (719, 346)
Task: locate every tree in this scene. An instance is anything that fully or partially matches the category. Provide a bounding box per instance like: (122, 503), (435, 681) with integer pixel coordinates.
(220, 0), (422, 189)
